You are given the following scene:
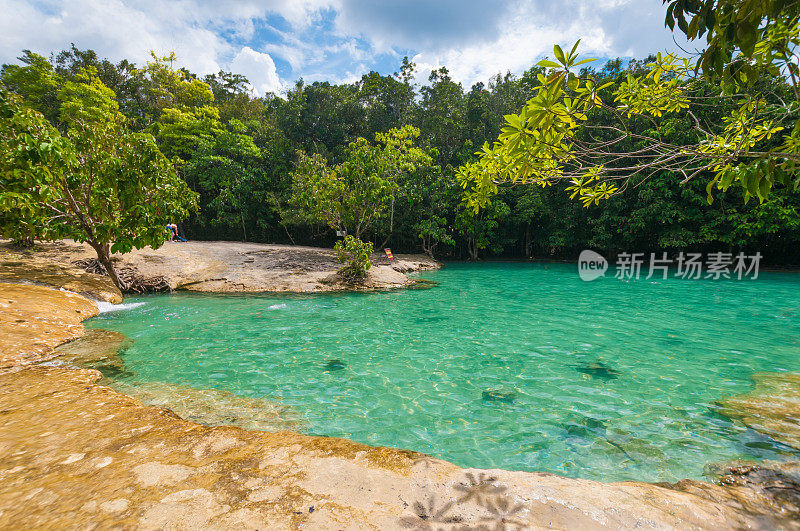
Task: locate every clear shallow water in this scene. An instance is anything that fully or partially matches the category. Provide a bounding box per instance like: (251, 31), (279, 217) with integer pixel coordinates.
(87, 263), (800, 482)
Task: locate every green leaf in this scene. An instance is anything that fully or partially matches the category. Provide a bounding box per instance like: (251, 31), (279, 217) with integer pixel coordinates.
(758, 175), (771, 200)
(553, 45), (566, 66)
(569, 39), (581, 57)
(745, 170), (760, 198)
(536, 60), (562, 69)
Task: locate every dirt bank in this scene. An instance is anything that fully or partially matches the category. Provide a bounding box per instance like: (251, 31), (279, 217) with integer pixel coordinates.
(1, 240), (438, 293)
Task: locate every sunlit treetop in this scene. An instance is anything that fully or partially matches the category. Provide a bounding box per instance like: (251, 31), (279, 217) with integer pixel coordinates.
(458, 20), (800, 213)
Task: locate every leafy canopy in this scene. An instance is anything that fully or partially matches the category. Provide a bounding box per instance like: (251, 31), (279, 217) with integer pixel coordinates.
(288, 125), (433, 239)
(458, 29), (800, 214)
(0, 68), (198, 288)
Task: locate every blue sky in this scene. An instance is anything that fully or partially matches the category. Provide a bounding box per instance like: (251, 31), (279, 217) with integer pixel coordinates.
(2, 1), (690, 95)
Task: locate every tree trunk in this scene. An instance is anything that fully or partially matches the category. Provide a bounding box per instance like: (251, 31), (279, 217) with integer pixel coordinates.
(424, 241), (435, 259)
(468, 240), (479, 261)
(91, 242), (125, 291)
(378, 232), (392, 250)
(525, 225), (532, 258)
(281, 223), (296, 245)
(389, 196), (394, 233)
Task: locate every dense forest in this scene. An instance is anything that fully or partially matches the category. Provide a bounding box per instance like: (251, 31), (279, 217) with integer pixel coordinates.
(3, 45), (800, 263)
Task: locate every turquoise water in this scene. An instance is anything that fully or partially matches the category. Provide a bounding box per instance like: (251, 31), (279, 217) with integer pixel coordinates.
(87, 263), (800, 482)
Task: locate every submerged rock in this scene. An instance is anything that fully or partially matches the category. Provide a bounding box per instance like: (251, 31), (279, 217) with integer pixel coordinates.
(564, 413), (607, 438)
(717, 372), (800, 451)
(50, 328), (134, 379)
(482, 389), (518, 403)
(406, 278), (439, 290)
(52, 328), (131, 369)
(108, 379), (305, 433)
(576, 361), (620, 381)
(324, 359), (347, 371)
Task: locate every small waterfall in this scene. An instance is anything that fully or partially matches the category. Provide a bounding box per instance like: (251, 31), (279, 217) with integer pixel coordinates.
(95, 301), (146, 314)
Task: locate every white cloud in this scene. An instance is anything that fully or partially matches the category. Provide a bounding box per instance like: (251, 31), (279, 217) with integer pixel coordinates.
(2, 0), (228, 74)
(2, 0), (689, 93)
(331, 0), (514, 54)
(230, 46), (283, 95)
(0, 0), (334, 76)
(399, 0), (688, 88)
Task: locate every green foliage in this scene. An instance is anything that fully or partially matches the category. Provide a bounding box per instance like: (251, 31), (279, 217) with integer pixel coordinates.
(0, 51), (62, 123)
(334, 235), (373, 280)
(417, 67), (467, 166)
(664, 0), (800, 85)
(185, 119), (263, 239)
(0, 69), (198, 288)
(0, 89), (75, 244)
(357, 69), (415, 133)
(3, 42), (800, 265)
(289, 125), (433, 239)
(279, 80), (367, 158)
(55, 69), (198, 253)
(455, 199), (511, 260)
(415, 215), (455, 258)
(457, 31), (800, 216)
(140, 52), (216, 117)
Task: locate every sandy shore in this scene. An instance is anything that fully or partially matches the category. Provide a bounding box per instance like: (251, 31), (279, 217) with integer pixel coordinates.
(1, 247), (799, 528)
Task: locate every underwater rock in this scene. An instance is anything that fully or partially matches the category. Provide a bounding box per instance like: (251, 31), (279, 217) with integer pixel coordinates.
(109, 379), (305, 432)
(406, 278), (439, 290)
(607, 434), (667, 461)
(576, 361), (620, 381)
(564, 413), (607, 438)
(482, 389), (518, 403)
(51, 328), (135, 379)
(324, 359), (347, 371)
(717, 372), (800, 451)
(52, 328), (131, 369)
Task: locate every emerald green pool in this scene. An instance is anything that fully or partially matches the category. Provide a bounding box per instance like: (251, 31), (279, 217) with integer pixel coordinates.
(87, 262), (800, 482)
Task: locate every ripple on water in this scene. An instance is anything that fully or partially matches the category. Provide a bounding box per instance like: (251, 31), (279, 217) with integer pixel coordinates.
(86, 263), (800, 483)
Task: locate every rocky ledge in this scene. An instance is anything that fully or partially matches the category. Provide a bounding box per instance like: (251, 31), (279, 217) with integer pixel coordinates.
(0, 282), (99, 370)
(1, 240), (439, 294)
(0, 254), (122, 303)
(2, 363), (799, 529)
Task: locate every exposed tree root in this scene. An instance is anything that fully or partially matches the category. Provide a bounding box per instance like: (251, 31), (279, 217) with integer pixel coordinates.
(72, 258), (172, 294)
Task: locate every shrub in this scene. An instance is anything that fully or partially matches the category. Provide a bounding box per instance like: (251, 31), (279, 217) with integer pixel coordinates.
(334, 235), (373, 280)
